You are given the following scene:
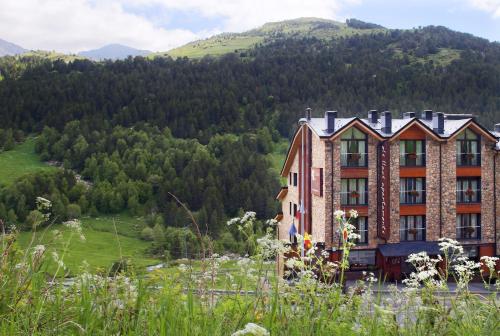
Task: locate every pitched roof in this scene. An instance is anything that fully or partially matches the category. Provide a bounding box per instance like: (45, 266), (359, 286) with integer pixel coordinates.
(307, 114), (498, 144)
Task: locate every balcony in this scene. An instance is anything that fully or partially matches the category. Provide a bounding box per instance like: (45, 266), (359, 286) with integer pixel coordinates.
(456, 189), (481, 203)
(456, 225), (481, 240)
(400, 190), (426, 205)
(400, 152), (426, 167)
(340, 190), (368, 206)
(340, 152), (367, 167)
(456, 153), (481, 166)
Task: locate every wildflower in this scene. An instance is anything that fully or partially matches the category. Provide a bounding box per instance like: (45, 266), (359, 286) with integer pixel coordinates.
(227, 218), (240, 226)
(349, 209), (359, 219)
(285, 258), (296, 269)
(33, 244), (45, 257)
(480, 256), (499, 272)
(36, 197), (52, 211)
(438, 237), (464, 255)
(265, 219), (278, 227)
(334, 210), (345, 221)
(52, 251), (65, 269)
(63, 219), (85, 241)
(232, 323), (269, 336)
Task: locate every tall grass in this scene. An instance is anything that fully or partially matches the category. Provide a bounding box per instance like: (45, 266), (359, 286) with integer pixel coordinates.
(0, 207), (499, 335)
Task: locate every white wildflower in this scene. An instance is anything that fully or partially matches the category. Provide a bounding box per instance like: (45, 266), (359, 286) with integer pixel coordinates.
(438, 237), (464, 255)
(349, 209), (359, 219)
(36, 197), (52, 211)
(227, 217), (240, 226)
(266, 219), (278, 227)
(334, 210), (345, 221)
(32, 244), (45, 257)
(480, 256), (498, 271)
(232, 323), (269, 336)
(285, 258), (296, 269)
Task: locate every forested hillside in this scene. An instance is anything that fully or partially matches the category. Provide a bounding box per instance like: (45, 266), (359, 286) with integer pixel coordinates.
(0, 21), (499, 240)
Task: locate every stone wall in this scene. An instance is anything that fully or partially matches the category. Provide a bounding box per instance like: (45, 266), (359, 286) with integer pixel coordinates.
(324, 141), (333, 249)
(331, 139), (342, 248)
(311, 135), (326, 242)
(426, 138), (441, 241)
(388, 140), (401, 243)
(481, 139), (496, 243)
(279, 150), (299, 241)
(440, 140), (457, 239)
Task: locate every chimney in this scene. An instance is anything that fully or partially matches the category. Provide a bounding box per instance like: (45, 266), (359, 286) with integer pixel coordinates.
(433, 112), (445, 134)
(325, 111), (337, 133)
(305, 107), (312, 121)
(495, 123), (500, 133)
(421, 110), (433, 120)
(403, 112), (416, 119)
(368, 110), (379, 123)
(381, 111), (392, 133)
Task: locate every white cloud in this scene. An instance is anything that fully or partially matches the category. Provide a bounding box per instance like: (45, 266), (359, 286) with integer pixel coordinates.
(0, 0), (353, 53)
(0, 0), (200, 52)
(467, 0), (500, 17)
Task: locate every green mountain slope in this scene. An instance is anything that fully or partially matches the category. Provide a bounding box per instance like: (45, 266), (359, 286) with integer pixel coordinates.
(155, 17), (387, 58)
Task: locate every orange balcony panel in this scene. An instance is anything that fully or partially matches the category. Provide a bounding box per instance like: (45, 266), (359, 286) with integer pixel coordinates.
(341, 205), (368, 217)
(400, 167), (426, 177)
(400, 204), (426, 216)
(456, 167), (481, 177)
(456, 203), (481, 213)
(340, 168), (368, 178)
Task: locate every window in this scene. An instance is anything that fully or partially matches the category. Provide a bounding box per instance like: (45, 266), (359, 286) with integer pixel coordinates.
(341, 178), (368, 205)
(340, 127), (367, 167)
(456, 214), (481, 239)
(400, 216), (426, 241)
(293, 203), (297, 217)
(293, 173), (298, 186)
(456, 129), (480, 166)
(352, 217), (368, 245)
(400, 140), (426, 166)
(400, 178), (426, 204)
(289, 172), (292, 185)
(289, 202), (292, 215)
(456, 178), (481, 203)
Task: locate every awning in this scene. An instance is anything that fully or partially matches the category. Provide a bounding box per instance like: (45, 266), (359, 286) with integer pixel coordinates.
(378, 242), (441, 257)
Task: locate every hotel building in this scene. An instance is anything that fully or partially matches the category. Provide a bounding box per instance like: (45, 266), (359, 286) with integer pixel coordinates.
(276, 109), (500, 280)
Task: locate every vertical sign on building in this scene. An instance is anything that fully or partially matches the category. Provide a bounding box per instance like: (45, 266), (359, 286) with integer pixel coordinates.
(377, 141), (391, 239)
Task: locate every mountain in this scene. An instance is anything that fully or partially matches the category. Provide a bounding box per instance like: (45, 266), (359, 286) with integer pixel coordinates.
(156, 17), (387, 58)
(78, 44), (151, 60)
(0, 38), (26, 56)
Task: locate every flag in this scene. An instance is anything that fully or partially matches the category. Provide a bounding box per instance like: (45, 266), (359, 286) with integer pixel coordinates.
(295, 202), (304, 220)
(288, 222), (297, 236)
(304, 232), (312, 250)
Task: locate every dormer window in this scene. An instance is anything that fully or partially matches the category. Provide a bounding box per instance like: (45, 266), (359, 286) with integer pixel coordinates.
(340, 127), (367, 167)
(456, 129), (480, 166)
(400, 140), (425, 166)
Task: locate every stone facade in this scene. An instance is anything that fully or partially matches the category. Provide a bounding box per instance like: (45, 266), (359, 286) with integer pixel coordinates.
(324, 140), (334, 249)
(279, 150), (299, 241)
(388, 140), (401, 243)
(481, 139), (496, 243)
(425, 137), (441, 241)
(440, 140), (457, 239)
(331, 139), (342, 248)
(311, 134), (326, 242)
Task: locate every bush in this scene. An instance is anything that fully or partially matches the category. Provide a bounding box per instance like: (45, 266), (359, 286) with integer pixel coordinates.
(140, 226), (154, 241)
(66, 203), (81, 219)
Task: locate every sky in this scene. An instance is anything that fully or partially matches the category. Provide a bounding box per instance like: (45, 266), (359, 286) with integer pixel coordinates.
(0, 0), (499, 53)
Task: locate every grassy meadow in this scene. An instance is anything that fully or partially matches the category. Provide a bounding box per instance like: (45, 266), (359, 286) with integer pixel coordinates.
(16, 214), (159, 275)
(0, 137), (56, 185)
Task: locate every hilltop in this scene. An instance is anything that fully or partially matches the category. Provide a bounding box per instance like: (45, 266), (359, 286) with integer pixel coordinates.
(155, 17), (387, 58)
(0, 38), (26, 56)
(78, 44), (151, 61)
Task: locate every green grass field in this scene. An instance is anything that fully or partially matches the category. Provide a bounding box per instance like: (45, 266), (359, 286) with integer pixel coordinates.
(17, 214), (159, 275)
(0, 138), (56, 186)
